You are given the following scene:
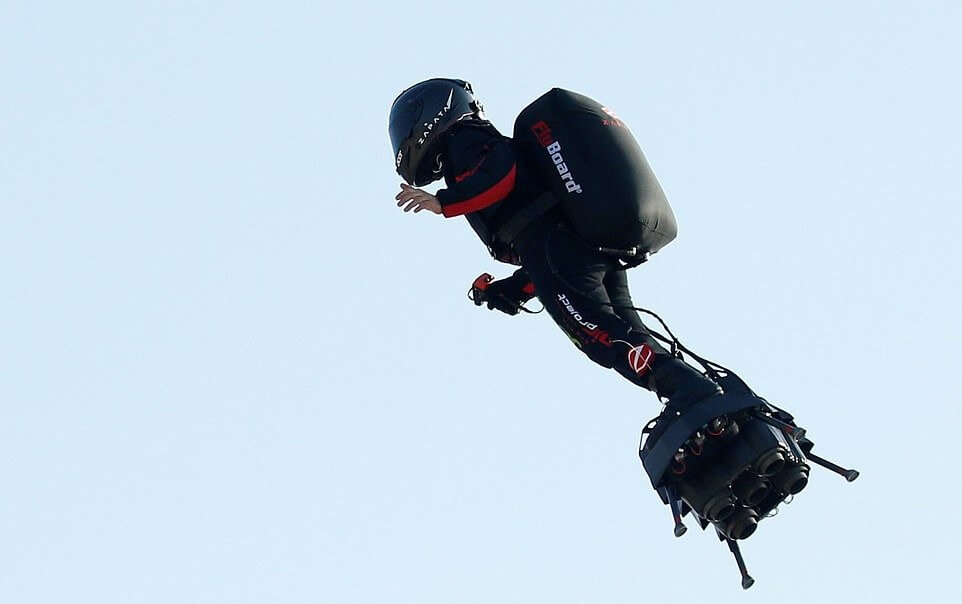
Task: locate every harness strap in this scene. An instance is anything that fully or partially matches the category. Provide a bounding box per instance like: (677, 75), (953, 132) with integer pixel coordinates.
(492, 190), (560, 248)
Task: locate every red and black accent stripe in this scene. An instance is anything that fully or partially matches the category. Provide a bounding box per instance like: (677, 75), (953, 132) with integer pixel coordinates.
(441, 164), (517, 217)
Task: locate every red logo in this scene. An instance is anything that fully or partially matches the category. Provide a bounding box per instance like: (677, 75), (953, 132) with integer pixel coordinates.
(600, 106), (625, 127)
(628, 344), (654, 376)
(530, 120), (554, 147)
(583, 326), (611, 346)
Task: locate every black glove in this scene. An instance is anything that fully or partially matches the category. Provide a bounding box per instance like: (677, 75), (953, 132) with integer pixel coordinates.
(477, 270), (536, 316)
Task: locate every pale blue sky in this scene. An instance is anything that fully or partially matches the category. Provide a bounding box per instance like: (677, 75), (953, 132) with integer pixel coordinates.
(3, 2), (961, 602)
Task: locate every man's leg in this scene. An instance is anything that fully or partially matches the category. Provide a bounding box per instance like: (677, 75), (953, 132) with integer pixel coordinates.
(602, 261), (721, 411)
(520, 224), (719, 409)
(520, 225), (666, 389)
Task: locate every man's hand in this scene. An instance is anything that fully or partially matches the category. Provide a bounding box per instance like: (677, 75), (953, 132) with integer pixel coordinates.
(396, 184), (442, 214)
(476, 271), (537, 316)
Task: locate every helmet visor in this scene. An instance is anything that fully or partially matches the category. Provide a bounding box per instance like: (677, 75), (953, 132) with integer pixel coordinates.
(389, 95), (423, 174)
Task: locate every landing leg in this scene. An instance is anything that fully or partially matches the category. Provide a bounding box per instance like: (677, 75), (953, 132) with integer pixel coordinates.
(726, 539), (755, 589)
(806, 451), (860, 482)
(753, 410), (806, 441)
(660, 486), (687, 537)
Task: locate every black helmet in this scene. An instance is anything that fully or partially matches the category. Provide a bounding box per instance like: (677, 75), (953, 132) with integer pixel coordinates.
(389, 78), (484, 185)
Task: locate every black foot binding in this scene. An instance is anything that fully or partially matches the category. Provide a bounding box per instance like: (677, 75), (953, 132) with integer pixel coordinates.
(644, 357), (723, 448)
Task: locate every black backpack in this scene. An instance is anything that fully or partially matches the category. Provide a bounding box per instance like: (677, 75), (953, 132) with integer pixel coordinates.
(512, 88), (678, 260)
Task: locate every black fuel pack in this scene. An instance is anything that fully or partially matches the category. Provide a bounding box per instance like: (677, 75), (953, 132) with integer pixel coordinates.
(513, 88), (678, 256)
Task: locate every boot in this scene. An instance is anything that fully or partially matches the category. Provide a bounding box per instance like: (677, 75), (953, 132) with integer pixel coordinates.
(643, 356), (722, 448)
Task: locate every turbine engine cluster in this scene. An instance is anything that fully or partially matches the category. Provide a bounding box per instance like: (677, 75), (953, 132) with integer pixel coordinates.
(639, 370), (858, 589)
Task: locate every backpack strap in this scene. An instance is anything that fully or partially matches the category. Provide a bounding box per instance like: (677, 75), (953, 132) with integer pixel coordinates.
(492, 191), (560, 248)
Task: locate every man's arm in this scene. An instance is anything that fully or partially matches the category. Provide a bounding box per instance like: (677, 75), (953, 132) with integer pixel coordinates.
(435, 132), (517, 217)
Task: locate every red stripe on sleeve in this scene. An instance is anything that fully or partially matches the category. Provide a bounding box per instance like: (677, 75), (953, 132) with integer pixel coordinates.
(455, 160), (484, 183)
(442, 164), (517, 217)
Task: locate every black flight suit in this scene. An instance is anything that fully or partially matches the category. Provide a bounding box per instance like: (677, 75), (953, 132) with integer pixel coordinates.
(435, 122), (717, 404)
